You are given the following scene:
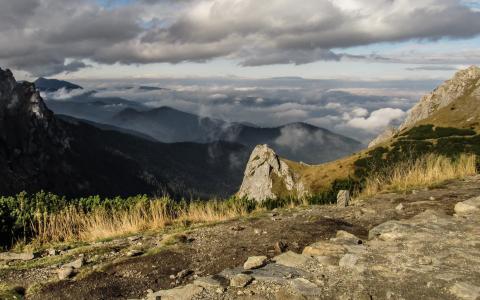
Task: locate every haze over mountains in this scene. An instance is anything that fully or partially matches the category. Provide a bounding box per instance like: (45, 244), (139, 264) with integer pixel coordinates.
(0, 68), (249, 198)
(39, 77), (363, 164)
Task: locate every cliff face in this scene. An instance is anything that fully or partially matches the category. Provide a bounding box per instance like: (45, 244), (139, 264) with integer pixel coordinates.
(369, 65), (480, 147)
(0, 68), (249, 198)
(237, 144), (308, 202)
(0, 68), (71, 194)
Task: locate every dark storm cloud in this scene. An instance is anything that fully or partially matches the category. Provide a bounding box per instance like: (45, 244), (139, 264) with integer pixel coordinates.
(1, 0), (480, 75)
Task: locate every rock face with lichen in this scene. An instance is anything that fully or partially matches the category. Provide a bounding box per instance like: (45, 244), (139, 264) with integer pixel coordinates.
(369, 65), (480, 147)
(237, 144), (308, 201)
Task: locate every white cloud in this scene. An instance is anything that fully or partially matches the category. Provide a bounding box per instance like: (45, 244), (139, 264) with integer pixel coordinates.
(346, 108), (406, 131)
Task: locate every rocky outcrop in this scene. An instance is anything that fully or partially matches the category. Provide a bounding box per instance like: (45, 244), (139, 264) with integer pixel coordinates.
(237, 144), (308, 201)
(369, 65), (480, 147)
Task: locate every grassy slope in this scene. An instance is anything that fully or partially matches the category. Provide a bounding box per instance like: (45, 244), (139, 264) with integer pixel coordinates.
(278, 74), (480, 196)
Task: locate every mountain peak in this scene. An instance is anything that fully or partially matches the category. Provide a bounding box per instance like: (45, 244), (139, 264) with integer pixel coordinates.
(237, 144), (308, 201)
(369, 65), (480, 147)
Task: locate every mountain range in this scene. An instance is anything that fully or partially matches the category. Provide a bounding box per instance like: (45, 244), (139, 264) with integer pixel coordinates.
(0, 68), (249, 199)
(40, 79), (362, 164)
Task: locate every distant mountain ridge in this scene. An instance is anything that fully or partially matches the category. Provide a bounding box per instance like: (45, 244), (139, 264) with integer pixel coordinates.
(110, 107), (363, 164)
(35, 77), (83, 92)
(38, 77), (362, 164)
(0, 68), (249, 198)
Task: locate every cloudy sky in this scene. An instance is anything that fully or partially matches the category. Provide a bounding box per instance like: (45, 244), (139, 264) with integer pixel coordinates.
(2, 0), (480, 142)
(1, 0), (479, 80)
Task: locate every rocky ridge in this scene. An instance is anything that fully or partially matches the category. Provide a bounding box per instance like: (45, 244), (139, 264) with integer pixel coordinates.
(237, 144), (308, 202)
(146, 195), (480, 300)
(369, 65), (480, 148)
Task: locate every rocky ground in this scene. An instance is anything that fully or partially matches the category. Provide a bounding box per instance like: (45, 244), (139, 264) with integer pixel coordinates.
(1, 176), (480, 300)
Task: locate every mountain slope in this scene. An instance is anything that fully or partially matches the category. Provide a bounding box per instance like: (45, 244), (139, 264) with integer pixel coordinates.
(238, 66), (480, 201)
(34, 77), (83, 92)
(0, 68), (248, 198)
(111, 106), (226, 143)
(110, 107), (362, 164)
(369, 66), (480, 148)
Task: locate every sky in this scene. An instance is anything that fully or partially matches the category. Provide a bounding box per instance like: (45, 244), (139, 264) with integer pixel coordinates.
(2, 0), (480, 142)
(0, 0), (479, 81)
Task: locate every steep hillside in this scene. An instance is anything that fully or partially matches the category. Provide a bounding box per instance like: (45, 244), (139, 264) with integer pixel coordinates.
(238, 66), (480, 201)
(0, 68), (249, 199)
(111, 107), (362, 164)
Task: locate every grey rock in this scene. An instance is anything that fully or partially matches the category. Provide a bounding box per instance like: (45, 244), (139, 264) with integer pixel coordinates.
(337, 190), (350, 207)
(0, 252), (35, 261)
(273, 251), (311, 268)
(237, 145), (308, 202)
(450, 282), (480, 300)
(194, 275), (228, 289)
(369, 66), (480, 147)
(455, 196), (480, 215)
(289, 278), (321, 297)
(339, 254), (359, 268)
(58, 266), (74, 280)
(148, 284), (203, 300)
(63, 257), (84, 269)
(243, 255), (267, 270)
(230, 273), (253, 288)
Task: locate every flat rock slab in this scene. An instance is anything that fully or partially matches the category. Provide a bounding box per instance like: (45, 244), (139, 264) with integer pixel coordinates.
(230, 273), (253, 288)
(148, 284), (203, 300)
(0, 252), (35, 261)
(243, 256), (267, 270)
(302, 241), (346, 257)
(194, 275), (228, 289)
(221, 263), (308, 284)
(455, 196), (480, 215)
(273, 251), (311, 268)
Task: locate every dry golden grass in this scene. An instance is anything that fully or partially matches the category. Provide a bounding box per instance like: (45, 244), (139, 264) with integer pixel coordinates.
(357, 153), (477, 199)
(31, 197), (254, 244)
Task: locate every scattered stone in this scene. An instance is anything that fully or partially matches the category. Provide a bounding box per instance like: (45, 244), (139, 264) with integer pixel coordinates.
(274, 240), (288, 253)
(126, 249), (143, 257)
(230, 273), (253, 288)
(429, 196), (436, 201)
(230, 225), (245, 231)
(314, 255), (338, 266)
(244, 256), (268, 270)
(254, 229), (261, 235)
(63, 257), (84, 269)
(339, 254), (359, 268)
(454, 196), (480, 215)
(194, 275), (227, 289)
(450, 282), (480, 300)
(418, 256), (432, 265)
(47, 249), (58, 256)
(290, 278), (320, 296)
(274, 251), (310, 268)
(302, 241), (346, 257)
(148, 284), (203, 300)
(58, 266), (74, 280)
(176, 269), (193, 279)
(128, 235), (141, 242)
(0, 252), (35, 261)
(333, 230), (362, 245)
(337, 190), (350, 207)
(395, 203), (404, 211)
